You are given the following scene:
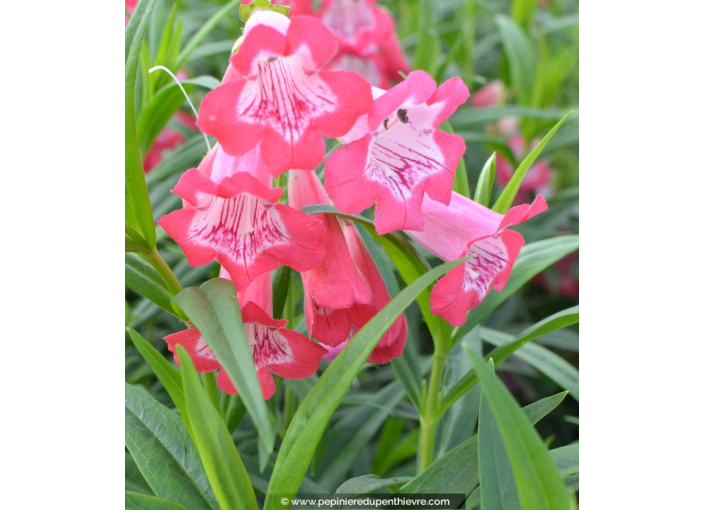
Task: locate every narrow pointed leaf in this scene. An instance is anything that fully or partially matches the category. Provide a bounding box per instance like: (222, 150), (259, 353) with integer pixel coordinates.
(492, 112), (572, 214)
(263, 256), (471, 509)
(549, 444), (579, 477)
(178, 346), (258, 510)
(127, 328), (187, 420)
(401, 392), (567, 495)
(466, 347), (571, 509)
(335, 475), (413, 495)
(125, 383), (218, 510)
(481, 327), (580, 401)
(494, 15), (535, 106)
(172, 278), (276, 452)
(126, 253), (177, 317)
(126, 0), (158, 250)
(125, 492), (190, 510)
(176, 0), (241, 70)
(441, 305), (578, 418)
(474, 152), (496, 207)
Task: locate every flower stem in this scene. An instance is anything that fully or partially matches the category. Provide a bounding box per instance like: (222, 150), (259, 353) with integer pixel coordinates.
(418, 348), (448, 473)
(139, 248), (188, 321)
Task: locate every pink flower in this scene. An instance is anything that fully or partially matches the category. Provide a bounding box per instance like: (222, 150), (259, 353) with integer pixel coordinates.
(164, 272), (327, 399)
(470, 80), (505, 108)
(157, 144), (326, 293)
(406, 193), (547, 327)
(324, 70), (469, 234)
(288, 170), (407, 363)
(496, 135), (553, 204)
(198, 10), (373, 177)
(318, 0), (394, 54)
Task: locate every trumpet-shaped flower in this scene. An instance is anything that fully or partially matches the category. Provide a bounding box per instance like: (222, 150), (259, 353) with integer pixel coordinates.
(406, 193), (547, 327)
(165, 272), (327, 399)
(198, 10), (372, 177)
(317, 0), (394, 54)
(325, 70), (469, 234)
(288, 170), (406, 363)
(157, 145), (326, 292)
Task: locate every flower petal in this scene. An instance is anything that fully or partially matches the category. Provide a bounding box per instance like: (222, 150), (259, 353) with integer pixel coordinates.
(164, 328), (220, 373)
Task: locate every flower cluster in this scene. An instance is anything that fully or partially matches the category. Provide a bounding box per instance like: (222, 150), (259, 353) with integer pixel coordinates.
(160, 6), (546, 399)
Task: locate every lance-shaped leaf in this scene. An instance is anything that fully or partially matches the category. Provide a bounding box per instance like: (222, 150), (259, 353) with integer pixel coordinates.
(439, 305), (578, 418)
(474, 152), (497, 207)
(492, 112), (572, 214)
(125, 383), (218, 510)
(466, 347), (571, 509)
(481, 327), (580, 401)
(127, 328), (187, 423)
(125, 492), (190, 510)
(263, 256), (471, 509)
(401, 391), (568, 495)
(178, 346), (258, 510)
(126, 253), (177, 316)
(126, 0), (158, 250)
(172, 278), (275, 452)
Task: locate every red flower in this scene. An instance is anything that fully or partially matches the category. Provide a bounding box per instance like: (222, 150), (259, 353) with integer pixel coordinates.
(406, 193), (547, 327)
(325, 71), (469, 234)
(198, 10), (372, 177)
(288, 170), (406, 363)
(165, 272), (326, 399)
(157, 145), (326, 292)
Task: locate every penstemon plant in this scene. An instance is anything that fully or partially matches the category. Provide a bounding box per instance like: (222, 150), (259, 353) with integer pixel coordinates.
(126, 0), (579, 509)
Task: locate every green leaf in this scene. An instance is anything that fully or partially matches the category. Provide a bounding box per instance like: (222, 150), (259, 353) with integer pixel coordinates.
(492, 111), (572, 214)
(474, 152), (496, 207)
(316, 381), (406, 489)
(481, 327), (580, 401)
(495, 15), (536, 106)
(125, 383), (219, 510)
(126, 451), (154, 496)
(138, 76), (219, 154)
(512, 0), (538, 27)
(335, 475), (413, 495)
(125, 492), (190, 510)
(272, 265), (291, 320)
(401, 392), (566, 495)
(177, 0), (241, 70)
(478, 386), (520, 509)
(549, 444), (579, 477)
(452, 236), (579, 347)
(413, 27), (440, 76)
(126, 0), (158, 251)
(263, 256), (472, 509)
(126, 253), (176, 316)
(172, 278), (276, 452)
(450, 106), (576, 129)
(441, 304), (579, 417)
(466, 348), (571, 509)
(127, 328), (187, 421)
(178, 347), (258, 510)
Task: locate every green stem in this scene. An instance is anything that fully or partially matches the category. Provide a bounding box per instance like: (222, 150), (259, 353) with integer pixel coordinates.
(139, 248), (189, 321)
(203, 372), (221, 414)
(418, 348), (448, 472)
